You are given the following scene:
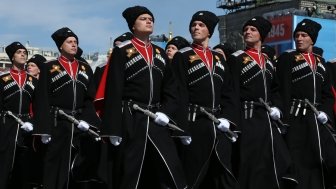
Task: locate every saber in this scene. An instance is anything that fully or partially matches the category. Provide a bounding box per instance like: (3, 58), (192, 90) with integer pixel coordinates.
(6, 111), (25, 126)
(259, 98), (290, 133)
(304, 99), (335, 131)
(58, 109), (100, 138)
(304, 99), (321, 115)
(132, 104), (185, 133)
(199, 107), (238, 142)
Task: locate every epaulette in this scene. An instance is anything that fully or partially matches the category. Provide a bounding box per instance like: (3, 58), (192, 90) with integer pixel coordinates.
(0, 70), (10, 77)
(232, 50), (244, 57)
(77, 59), (89, 65)
(117, 40), (131, 48)
(328, 58), (336, 63)
(285, 49), (296, 53)
(45, 59), (54, 64)
(179, 46), (192, 53)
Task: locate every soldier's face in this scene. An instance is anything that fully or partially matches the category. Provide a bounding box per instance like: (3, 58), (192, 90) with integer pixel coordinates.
(191, 21), (210, 43)
(294, 31), (313, 53)
(12, 49), (27, 65)
(60, 37), (78, 56)
(26, 62), (40, 77)
(133, 14), (153, 36)
(165, 44), (178, 60)
(243, 25), (261, 45)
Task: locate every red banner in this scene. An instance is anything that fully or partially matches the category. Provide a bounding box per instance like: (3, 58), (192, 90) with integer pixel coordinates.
(265, 15), (293, 43)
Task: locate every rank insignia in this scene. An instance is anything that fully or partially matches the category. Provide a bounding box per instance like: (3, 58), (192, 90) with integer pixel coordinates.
(189, 55), (201, 63)
(2, 76), (12, 82)
(243, 56), (252, 64)
(50, 65), (61, 73)
(126, 47), (137, 58)
(155, 48), (160, 54)
(295, 54), (304, 62)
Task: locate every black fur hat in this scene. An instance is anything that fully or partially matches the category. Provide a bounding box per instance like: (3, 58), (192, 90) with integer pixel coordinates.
(113, 32), (133, 47)
(51, 27), (78, 51)
(189, 11), (219, 38)
(122, 6), (154, 32)
(165, 36), (190, 50)
(5, 41), (27, 62)
(27, 54), (47, 69)
(294, 19), (321, 44)
(243, 16), (272, 42)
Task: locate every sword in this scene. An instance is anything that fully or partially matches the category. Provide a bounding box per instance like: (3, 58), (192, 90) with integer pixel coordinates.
(199, 107), (238, 142)
(6, 111), (25, 126)
(132, 104), (185, 133)
(58, 109), (100, 139)
(259, 98), (289, 134)
(304, 99), (335, 131)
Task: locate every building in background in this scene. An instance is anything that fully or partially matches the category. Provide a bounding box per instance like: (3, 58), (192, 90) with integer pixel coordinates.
(216, 0), (336, 60)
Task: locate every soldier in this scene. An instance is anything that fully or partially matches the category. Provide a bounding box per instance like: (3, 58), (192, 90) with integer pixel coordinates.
(26, 54), (47, 79)
(0, 42), (37, 188)
(94, 32), (133, 118)
(227, 16), (297, 189)
(165, 36), (190, 60)
(101, 6), (187, 189)
(33, 27), (100, 189)
(171, 11), (239, 189)
(213, 42), (236, 61)
(276, 19), (336, 189)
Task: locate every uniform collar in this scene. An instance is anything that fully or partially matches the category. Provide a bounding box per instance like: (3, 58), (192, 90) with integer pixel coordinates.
(192, 43), (210, 51)
(132, 37), (151, 48)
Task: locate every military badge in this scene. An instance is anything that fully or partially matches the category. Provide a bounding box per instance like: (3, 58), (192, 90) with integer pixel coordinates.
(126, 47), (137, 58)
(2, 76), (12, 82)
(50, 65), (61, 73)
(243, 56), (252, 64)
(189, 55), (201, 63)
(295, 54), (305, 62)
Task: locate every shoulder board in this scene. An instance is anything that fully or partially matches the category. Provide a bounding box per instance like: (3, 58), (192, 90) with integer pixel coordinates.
(116, 40), (131, 48)
(179, 47), (192, 53)
(77, 59), (89, 65)
(0, 70), (10, 77)
(45, 59), (55, 64)
(232, 50), (244, 57)
(285, 49), (296, 53)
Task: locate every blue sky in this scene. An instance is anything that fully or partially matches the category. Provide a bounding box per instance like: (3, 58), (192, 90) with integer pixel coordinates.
(0, 0), (226, 54)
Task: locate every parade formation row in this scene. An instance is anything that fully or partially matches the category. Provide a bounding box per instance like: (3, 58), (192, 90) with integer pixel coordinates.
(1, 5), (336, 189)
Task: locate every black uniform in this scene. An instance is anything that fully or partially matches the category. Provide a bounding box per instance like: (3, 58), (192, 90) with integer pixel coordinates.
(172, 43), (239, 189)
(101, 38), (187, 189)
(228, 49), (297, 189)
(0, 69), (38, 188)
(276, 50), (336, 189)
(34, 56), (100, 189)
